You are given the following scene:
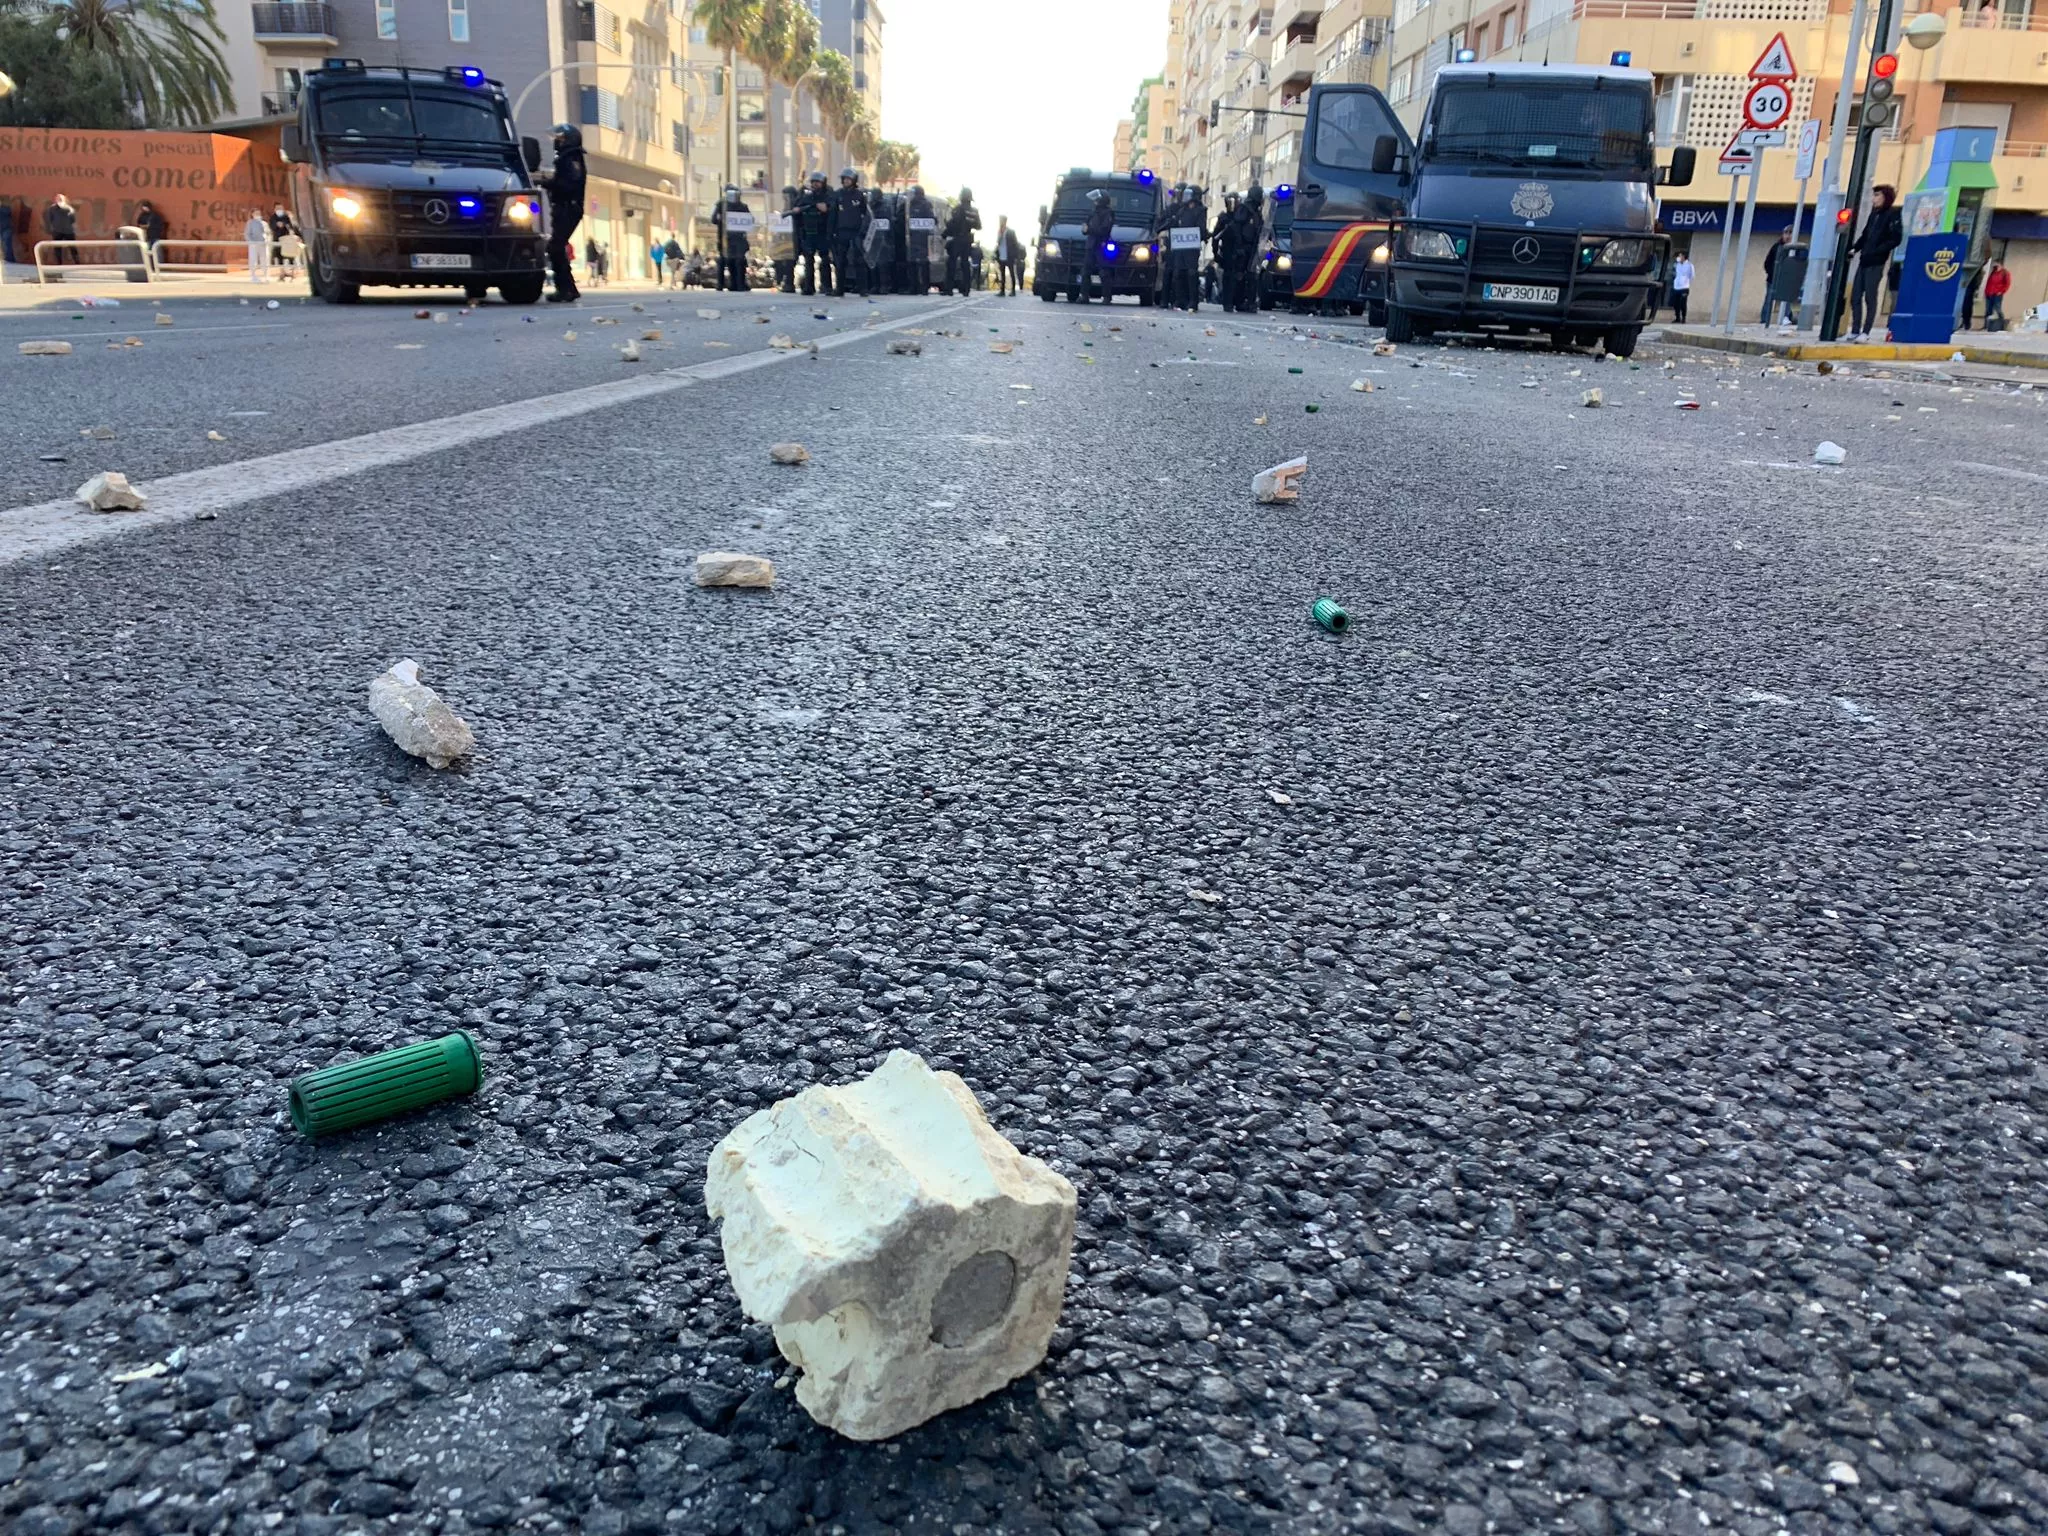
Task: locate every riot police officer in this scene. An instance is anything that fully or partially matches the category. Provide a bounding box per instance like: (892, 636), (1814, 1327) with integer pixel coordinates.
(773, 186), (799, 292)
(905, 184), (936, 294)
(1213, 191), (1246, 311)
(796, 171), (833, 297)
(1233, 184), (1265, 313)
(542, 123), (586, 302)
(714, 185), (751, 291)
(1069, 188), (1115, 304)
(829, 169), (869, 297)
(943, 187), (981, 296)
(1170, 185), (1208, 310)
(866, 186), (894, 293)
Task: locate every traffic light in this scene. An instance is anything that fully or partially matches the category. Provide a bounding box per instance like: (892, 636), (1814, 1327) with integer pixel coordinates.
(1837, 206), (1854, 227)
(1862, 52), (1900, 129)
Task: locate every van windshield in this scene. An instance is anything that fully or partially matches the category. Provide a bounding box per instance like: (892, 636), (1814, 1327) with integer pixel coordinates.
(317, 88), (508, 146)
(1052, 186), (1157, 222)
(1426, 82), (1653, 173)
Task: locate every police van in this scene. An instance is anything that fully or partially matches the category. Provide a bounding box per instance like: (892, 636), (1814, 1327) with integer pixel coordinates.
(281, 59), (549, 305)
(1032, 169), (1164, 304)
(1287, 64), (1692, 353)
(1257, 184), (1297, 310)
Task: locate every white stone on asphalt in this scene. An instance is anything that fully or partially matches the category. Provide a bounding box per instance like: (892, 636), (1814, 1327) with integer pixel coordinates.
(706, 1050), (1076, 1441)
(19, 341), (73, 356)
(367, 658), (474, 769)
(1814, 440), (1846, 465)
(74, 472), (146, 511)
(693, 552), (776, 588)
(768, 442), (810, 465)
(1253, 457), (1308, 504)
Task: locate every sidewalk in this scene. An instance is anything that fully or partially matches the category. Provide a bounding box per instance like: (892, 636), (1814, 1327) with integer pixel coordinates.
(1658, 320), (2048, 372)
(0, 262), (675, 310)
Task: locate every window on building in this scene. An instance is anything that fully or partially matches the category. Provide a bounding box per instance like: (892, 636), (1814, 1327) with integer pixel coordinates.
(1499, 10), (1518, 47)
(448, 0), (468, 42)
(579, 85), (621, 130)
(854, 69), (867, 90)
(1389, 56), (1416, 104)
(689, 24), (706, 43)
(376, 0), (396, 39)
(1653, 73), (1693, 145)
(1473, 23), (1488, 55)
(672, 121), (688, 154)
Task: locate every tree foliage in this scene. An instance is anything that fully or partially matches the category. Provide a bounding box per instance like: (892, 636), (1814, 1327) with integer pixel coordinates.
(0, 12), (132, 128)
(1, 0), (232, 127)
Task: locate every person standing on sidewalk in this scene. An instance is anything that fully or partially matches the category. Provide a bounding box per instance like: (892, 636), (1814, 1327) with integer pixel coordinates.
(1847, 185), (1901, 342)
(1669, 252), (1694, 323)
(44, 194), (77, 264)
(244, 209), (271, 281)
(1984, 259), (2011, 329)
(1760, 230), (1791, 324)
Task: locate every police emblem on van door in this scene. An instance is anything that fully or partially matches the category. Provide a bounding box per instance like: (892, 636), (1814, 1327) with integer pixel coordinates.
(1511, 182), (1554, 221)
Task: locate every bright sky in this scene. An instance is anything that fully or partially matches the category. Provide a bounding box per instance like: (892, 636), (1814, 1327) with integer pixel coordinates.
(879, 0), (1170, 237)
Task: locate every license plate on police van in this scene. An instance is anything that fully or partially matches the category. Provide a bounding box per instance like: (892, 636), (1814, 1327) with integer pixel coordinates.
(1481, 282), (1557, 304)
(411, 253), (472, 270)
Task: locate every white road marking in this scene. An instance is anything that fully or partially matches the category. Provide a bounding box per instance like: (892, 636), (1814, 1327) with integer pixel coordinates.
(0, 297), (979, 568)
(4, 323), (293, 341)
(1957, 461), (2048, 487)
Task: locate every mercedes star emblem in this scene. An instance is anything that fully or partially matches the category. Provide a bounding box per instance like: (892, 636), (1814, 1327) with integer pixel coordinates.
(423, 197), (450, 224)
(1512, 236), (1540, 265)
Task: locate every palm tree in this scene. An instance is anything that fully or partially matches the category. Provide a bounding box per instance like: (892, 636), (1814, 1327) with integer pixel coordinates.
(693, 0), (761, 185)
(4, 0), (231, 127)
(874, 140), (919, 187)
(755, 0), (817, 87)
(844, 105), (878, 173)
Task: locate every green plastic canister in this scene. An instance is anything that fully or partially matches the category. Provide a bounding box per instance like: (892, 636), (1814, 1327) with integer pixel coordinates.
(1312, 598), (1350, 634)
(289, 1031), (482, 1139)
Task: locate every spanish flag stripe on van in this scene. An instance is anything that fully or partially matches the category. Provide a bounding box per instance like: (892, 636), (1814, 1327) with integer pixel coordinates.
(1294, 222), (1387, 300)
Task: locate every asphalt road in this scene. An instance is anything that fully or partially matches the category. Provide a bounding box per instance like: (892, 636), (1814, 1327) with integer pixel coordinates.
(3, 288), (2046, 1536)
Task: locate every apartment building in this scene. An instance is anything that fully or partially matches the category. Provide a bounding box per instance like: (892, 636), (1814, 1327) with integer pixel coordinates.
(1378, 0), (2048, 310)
(1113, 117), (1137, 170)
(1138, 1), (1395, 196)
(817, 0), (884, 135)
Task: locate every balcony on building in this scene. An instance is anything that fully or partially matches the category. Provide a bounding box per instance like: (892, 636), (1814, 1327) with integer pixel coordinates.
(1275, 22), (1322, 96)
(251, 2), (337, 47)
(1273, 0), (1324, 36)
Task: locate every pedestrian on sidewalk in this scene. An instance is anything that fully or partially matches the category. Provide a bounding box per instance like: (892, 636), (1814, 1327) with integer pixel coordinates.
(0, 198), (12, 265)
(993, 215), (1022, 295)
(44, 194), (77, 264)
(1847, 185), (1900, 342)
(1760, 230), (1791, 324)
(664, 235), (685, 288)
(651, 236), (666, 286)
(1670, 252), (1694, 323)
(244, 209), (271, 281)
(1985, 259), (2011, 328)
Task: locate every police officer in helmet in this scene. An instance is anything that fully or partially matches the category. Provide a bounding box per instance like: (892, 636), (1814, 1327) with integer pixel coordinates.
(905, 183), (936, 294)
(830, 167), (868, 297)
(715, 184), (751, 291)
(795, 171), (833, 297)
(542, 123), (586, 302)
(943, 187), (981, 296)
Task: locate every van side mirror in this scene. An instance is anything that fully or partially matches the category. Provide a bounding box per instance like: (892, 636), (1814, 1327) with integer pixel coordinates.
(1371, 135), (1399, 176)
(280, 125), (307, 164)
(1662, 145), (1696, 188)
(522, 136), (543, 173)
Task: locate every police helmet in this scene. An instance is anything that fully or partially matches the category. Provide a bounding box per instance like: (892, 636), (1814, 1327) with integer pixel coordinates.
(1224, 191), (1240, 207)
(551, 123), (582, 151)
(840, 167), (858, 182)
(1088, 189), (1106, 202)
(959, 187), (974, 201)
(1247, 182), (1264, 201)
(808, 170), (827, 185)
(724, 184), (739, 197)
(910, 185), (923, 197)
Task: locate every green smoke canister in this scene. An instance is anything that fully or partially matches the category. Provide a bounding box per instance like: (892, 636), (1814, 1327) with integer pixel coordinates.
(289, 1032), (482, 1139)
(1312, 598), (1351, 635)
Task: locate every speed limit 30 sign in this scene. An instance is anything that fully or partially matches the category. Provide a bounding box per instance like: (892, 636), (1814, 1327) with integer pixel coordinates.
(1743, 80), (1793, 131)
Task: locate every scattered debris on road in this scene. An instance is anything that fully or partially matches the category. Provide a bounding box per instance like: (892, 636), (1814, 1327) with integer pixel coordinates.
(1814, 440), (1846, 465)
(1312, 597), (1350, 634)
(694, 551), (777, 589)
(886, 338), (922, 356)
(1582, 388), (1603, 408)
(18, 341), (72, 356)
(769, 442), (810, 466)
(1253, 457), (1308, 504)
(74, 471), (146, 511)
(290, 1031), (482, 1139)
(367, 658), (474, 769)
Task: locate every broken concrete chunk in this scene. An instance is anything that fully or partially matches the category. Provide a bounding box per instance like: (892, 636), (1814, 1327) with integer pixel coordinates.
(367, 658), (474, 770)
(693, 551), (776, 589)
(155, 313), (175, 327)
(620, 340), (642, 362)
(768, 334), (800, 349)
(1373, 339), (1396, 356)
(1253, 456), (1308, 504)
(1581, 388), (1603, 408)
(697, 308), (723, 319)
(706, 1050), (1076, 1441)
(886, 338), (922, 356)
(768, 442), (810, 466)
(641, 329), (663, 341)
(74, 471), (146, 512)
(1814, 440), (1846, 465)
(989, 341), (1014, 354)
(19, 340), (73, 356)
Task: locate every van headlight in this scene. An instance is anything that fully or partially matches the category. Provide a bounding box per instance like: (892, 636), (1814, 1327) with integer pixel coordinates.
(502, 195), (540, 227)
(1132, 243), (1151, 262)
(1275, 253), (1292, 271)
(1592, 238), (1650, 268)
(1400, 227), (1462, 261)
(1041, 239), (1060, 258)
(329, 193), (364, 220)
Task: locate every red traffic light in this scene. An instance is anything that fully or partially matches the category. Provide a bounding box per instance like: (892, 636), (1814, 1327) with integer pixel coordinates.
(1837, 207), (1854, 225)
(1870, 52), (1899, 79)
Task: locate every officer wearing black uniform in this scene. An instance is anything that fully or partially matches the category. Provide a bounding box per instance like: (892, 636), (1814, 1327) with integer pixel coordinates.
(830, 168), (868, 297)
(774, 186), (799, 292)
(1233, 184), (1265, 313)
(943, 188), (981, 296)
(1213, 191), (1246, 311)
(905, 185), (936, 294)
(1175, 187), (1210, 310)
(795, 171), (833, 296)
(866, 187), (894, 293)
(715, 185), (751, 291)
(543, 123), (586, 302)
(1068, 189), (1115, 304)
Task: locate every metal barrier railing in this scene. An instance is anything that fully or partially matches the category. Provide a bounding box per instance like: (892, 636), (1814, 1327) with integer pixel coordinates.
(151, 239), (264, 276)
(33, 236), (154, 285)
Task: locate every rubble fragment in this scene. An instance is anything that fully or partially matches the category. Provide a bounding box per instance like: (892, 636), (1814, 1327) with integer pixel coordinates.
(367, 658), (474, 769)
(1582, 388), (1603, 408)
(18, 340), (72, 356)
(769, 442), (810, 466)
(155, 313), (175, 326)
(886, 338), (922, 355)
(74, 471), (146, 511)
(1252, 456), (1308, 503)
(1813, 441), (1846, 465)
(693, 551), (777, 589)
(706, 1050), (1075, 1441)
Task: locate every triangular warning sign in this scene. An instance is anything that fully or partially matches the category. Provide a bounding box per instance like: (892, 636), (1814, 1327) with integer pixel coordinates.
(1750, 32), (1796, 80)
(1719, 133), (1757, 166)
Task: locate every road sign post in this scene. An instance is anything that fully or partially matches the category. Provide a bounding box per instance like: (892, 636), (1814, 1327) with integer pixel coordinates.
(1725, 157), (1765, 335)
(1709, 167), (1743, 327)
(1719, 35), (1798, 334)
(1800, 0), (1869, 328)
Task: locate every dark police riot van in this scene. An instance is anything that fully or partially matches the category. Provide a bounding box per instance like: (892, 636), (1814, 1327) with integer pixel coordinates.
(1376, 63), (1691, 354)
(1032, 168), (1163, 304)
(1288, 65), (1692, 351)
(1257, 184), (1297, 310)
(281, 59), (549, 305)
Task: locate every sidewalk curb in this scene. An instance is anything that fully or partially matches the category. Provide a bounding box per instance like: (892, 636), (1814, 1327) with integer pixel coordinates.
(1656, 326), (2048, 372)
